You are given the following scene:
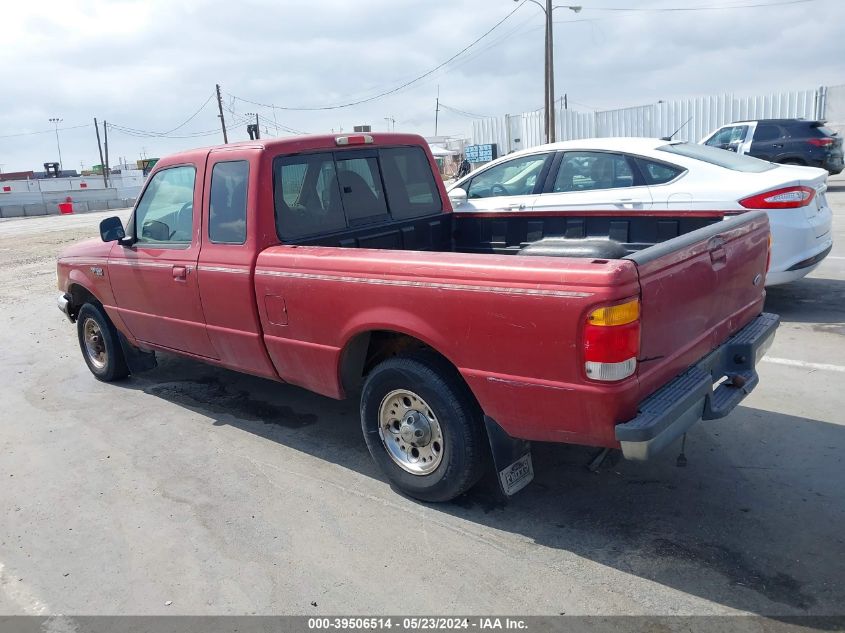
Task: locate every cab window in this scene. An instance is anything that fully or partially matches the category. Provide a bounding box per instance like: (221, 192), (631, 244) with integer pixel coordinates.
(134, 165), (196, 245)
(466, 154), (548, 199)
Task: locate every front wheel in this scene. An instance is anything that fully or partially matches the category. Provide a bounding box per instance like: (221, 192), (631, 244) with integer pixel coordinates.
(360, 354), (486, 502)
(76, 302), (129, 382)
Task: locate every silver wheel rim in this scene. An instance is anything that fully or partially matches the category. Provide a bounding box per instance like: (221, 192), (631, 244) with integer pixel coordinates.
(82, 317), (108, 371)
(378, 389), (444, 475)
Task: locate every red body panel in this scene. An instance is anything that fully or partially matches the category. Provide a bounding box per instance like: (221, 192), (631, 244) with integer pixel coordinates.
(56, 133), (770, 451)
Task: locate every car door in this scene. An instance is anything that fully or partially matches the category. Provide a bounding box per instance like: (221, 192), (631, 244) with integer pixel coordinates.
(452, 152), (553, 213)
(531, 150), (652, 211)
(108, 163), (218, 358)
(749, 123), (786, 162)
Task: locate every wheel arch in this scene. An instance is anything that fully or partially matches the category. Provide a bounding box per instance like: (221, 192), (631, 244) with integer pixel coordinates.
(338, 329), (480, 409)
(66, 282), (102, 320)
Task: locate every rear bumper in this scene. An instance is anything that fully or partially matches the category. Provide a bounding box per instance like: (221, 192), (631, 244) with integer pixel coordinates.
(615, 312), (779, 460)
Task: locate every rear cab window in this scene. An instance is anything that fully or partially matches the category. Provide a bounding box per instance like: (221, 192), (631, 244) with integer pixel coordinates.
(274, 145), (442, 240)
(659, 142), (776, 172)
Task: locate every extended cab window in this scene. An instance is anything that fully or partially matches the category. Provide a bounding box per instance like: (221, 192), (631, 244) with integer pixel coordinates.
(209, 161), (248, 244)
(134, 165), (196, 245)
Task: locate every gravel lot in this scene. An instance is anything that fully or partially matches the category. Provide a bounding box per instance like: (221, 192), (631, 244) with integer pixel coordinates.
(0, 185), (843, 617)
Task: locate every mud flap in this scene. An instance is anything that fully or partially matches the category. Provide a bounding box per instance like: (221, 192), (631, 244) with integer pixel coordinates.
(484, 416), (534, 497)
(118, 333), (158, 374)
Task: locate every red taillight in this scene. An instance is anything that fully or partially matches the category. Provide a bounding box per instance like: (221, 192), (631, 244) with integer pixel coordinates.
(739, 186), (815, 209)
(583, 299), (640, 382)
(807, 138), (835, 147)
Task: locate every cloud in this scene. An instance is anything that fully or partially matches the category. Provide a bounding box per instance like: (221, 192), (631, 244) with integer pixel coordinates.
(0, 0), (842, 171)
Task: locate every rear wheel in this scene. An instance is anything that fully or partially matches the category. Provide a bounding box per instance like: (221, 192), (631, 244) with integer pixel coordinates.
(360, 354), (486, 502)
(76, 302), (129, 382)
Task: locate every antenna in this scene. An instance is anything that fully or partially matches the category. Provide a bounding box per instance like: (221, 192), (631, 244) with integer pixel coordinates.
(662, 116), (693, 141)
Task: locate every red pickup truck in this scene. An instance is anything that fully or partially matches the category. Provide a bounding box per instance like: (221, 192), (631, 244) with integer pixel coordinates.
(57, 133), (778, 502)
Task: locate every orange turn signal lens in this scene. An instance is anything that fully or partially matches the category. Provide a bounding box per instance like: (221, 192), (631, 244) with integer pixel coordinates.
(587, 299), (640, 327)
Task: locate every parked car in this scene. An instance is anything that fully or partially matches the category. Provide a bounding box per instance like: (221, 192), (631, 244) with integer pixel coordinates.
(447, 137), (832, 285)
(57, 133), (777, 502)
(700, 118), (843, 175)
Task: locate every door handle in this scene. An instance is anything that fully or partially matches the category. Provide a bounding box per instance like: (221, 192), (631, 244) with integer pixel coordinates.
(506, 203), (525, 210)
(172, 265), (188, 280)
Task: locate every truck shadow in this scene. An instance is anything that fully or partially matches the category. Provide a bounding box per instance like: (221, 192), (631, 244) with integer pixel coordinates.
(115, 355), (845, 617)
(765, 276), (845, 327)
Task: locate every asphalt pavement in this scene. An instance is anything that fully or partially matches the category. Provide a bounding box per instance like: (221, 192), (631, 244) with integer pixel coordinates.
(0, 187), (843, 616)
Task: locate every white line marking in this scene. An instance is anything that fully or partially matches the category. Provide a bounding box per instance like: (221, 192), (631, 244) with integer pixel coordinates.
(826, 256), (845, 260)
(762, 357), (845, 373)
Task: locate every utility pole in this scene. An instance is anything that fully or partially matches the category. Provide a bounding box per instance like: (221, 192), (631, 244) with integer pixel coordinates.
(215, 83), (229, 144)
(384, 116), (396, 132)
(94, 118), (107, 188)
(48, 117), (63, 170)
(103, 120), (110, 188)
(516, 1), (581, 143)
(564, 94), (568, 110)
(435, 85), (440, 136)
(546, 0), (555, 143)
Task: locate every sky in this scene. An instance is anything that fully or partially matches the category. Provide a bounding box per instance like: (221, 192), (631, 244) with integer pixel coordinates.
(1, 0), (843, 173)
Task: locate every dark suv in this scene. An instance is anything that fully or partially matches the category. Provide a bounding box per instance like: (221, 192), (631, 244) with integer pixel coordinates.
(702, 118), (843, 174)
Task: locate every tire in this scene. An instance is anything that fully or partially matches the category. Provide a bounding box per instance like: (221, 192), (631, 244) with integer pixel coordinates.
(76, 302), (129, 382)
(360, 353), (486, 502)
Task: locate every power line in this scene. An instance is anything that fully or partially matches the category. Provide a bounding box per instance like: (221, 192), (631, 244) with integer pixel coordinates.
(162, 93), (215, 134)
(439, 103), (491, 119)
(226, 3), (525, 111)
(0, 123), (90, 139)
(576, 0), (814, 11)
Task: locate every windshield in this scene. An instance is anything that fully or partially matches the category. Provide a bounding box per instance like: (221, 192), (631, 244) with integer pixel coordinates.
(659, 142), (776, 172)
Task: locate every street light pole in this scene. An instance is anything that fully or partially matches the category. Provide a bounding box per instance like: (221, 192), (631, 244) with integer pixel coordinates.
(48, 117), (64, 171)
(515, 1), (581, 143)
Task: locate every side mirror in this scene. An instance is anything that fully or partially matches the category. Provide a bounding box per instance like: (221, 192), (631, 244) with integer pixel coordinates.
(99, 216), (126, 242)
(448, 187), (468, 208)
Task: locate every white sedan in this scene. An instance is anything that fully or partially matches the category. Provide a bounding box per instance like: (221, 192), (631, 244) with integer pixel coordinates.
(448, 138), (832, 285)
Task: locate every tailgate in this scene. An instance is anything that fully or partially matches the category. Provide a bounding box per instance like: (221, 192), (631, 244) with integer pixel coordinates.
(627, 211), (770, 400)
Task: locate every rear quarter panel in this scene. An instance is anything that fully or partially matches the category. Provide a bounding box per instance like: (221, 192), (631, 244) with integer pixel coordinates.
(254, 247), (642, 446)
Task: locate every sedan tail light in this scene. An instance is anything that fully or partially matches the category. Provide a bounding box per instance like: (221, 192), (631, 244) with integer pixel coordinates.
(807, 138), (835, 148)
(739, 186), (815, 209)
(584, 299), (640, 382)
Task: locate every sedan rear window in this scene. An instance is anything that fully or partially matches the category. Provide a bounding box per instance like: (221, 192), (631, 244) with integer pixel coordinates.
(658, 142), (776, 172)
